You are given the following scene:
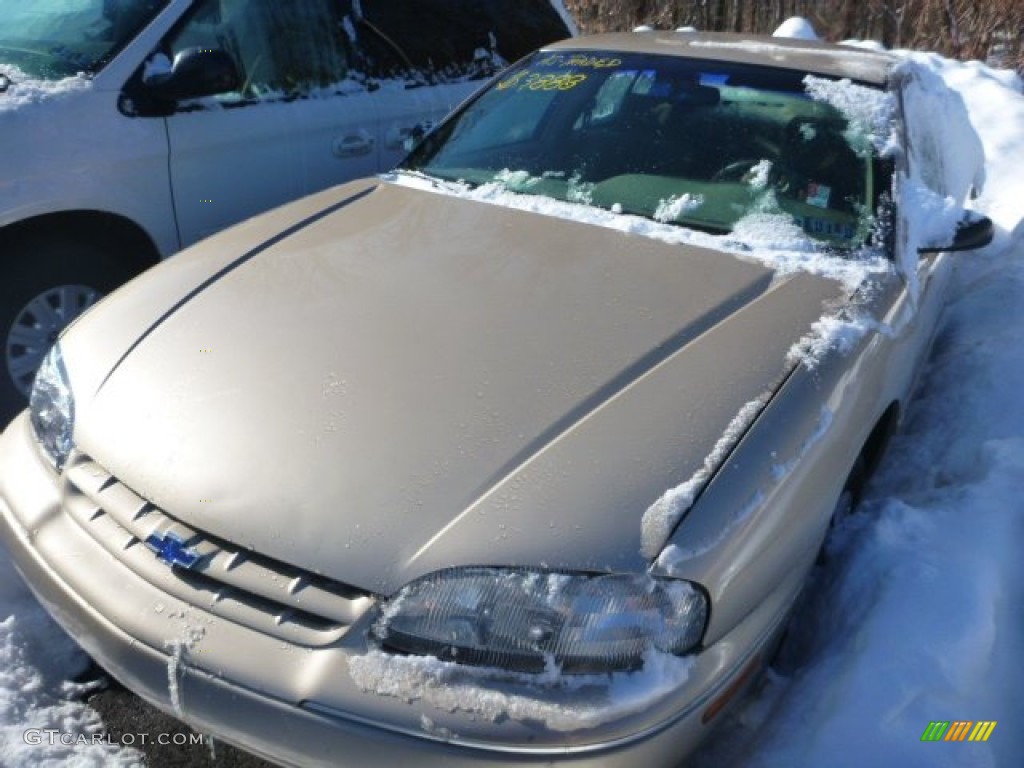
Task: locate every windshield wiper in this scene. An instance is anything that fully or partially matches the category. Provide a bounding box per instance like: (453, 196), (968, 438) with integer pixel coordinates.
(393, 168), (479, 192)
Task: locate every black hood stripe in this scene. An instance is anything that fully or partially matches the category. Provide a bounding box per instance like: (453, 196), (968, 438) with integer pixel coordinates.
(97, 185), (377, 395)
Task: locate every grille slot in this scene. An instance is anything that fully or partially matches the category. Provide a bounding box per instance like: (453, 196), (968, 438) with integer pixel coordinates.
(62, 453), (375, 646)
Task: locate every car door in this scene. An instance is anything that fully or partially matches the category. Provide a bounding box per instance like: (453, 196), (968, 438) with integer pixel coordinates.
(159, 0), (381, 247)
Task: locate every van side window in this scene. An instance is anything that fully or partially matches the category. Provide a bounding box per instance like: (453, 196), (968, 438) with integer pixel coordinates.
(352, 0), (572, 83)
(166, 0), (356, 103)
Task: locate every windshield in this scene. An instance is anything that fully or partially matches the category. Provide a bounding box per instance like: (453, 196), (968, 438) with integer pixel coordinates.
(0, 0), (168, 80)
(403, 51), (886, 249)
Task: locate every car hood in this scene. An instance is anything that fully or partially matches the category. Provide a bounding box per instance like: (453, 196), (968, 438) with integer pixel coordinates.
(66, 180), (844, 594)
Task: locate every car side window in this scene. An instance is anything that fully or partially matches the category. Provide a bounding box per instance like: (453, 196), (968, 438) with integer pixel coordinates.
(165, 0), (356, 103)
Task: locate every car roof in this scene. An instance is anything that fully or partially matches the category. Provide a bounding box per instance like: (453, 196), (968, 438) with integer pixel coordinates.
(543, 31), (897, 86)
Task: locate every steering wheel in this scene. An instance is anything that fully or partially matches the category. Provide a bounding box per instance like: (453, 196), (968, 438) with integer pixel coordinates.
(712, 158), (807, 198)
(711, 158), (764, 183)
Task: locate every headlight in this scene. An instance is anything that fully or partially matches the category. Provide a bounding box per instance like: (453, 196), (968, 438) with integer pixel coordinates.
(373, 568), (707, 674)
(29, 344), (75, 472)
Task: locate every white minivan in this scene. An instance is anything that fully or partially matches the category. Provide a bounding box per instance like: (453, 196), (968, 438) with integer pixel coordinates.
(0, 0), (575, 420)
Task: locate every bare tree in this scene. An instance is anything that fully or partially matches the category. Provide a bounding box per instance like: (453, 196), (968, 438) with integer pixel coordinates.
(564, 0), (1024, 72)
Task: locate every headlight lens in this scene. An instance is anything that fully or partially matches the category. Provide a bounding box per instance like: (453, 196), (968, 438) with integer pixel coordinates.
(374, 568), (707, 674)
(29, 344), (75, 472)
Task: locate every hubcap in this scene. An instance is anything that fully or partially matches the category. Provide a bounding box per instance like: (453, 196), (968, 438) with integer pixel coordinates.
(5, 284), (101, 397)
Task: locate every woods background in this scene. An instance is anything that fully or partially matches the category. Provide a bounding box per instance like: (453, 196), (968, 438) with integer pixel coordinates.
(564, 0), (1024, 71)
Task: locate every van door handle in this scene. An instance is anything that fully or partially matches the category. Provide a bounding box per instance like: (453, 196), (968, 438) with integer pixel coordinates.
(333, 132), (375, 158)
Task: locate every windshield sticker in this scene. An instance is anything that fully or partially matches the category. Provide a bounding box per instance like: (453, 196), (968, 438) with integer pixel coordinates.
(536, 53), (622, 69)
(796, 216), (856, 240)
(497, 70), (588, 92)
(805, 182), (832, 208)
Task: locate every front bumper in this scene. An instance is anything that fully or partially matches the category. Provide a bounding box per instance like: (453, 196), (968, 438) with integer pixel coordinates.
(0, 412), (774, 767)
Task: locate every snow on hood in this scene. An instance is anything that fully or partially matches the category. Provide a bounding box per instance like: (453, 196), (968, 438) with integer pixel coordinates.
(0, 65), (90, 113)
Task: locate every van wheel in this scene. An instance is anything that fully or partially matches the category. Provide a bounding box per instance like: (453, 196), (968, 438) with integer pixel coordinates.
(0, 238), (140, 425)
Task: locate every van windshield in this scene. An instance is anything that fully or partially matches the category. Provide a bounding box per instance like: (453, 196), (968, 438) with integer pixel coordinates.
(0, 0), (168, 79)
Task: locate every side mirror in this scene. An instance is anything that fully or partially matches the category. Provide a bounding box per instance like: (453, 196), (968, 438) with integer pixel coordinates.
(919, 214), (994, 254)
(143, 47), (241, 102)
(402, 122), (434, 152)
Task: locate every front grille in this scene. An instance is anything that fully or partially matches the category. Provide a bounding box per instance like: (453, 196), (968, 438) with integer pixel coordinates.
(61, 452), (376, 647)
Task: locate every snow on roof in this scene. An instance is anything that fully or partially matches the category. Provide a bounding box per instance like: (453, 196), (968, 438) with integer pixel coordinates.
(773, 17), (820, 41)
(545, 31), (897, 85)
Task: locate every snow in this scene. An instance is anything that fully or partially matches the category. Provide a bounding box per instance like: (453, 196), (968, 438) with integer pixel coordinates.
(653, 193), (703, 223)
(773, 17), (820, 41)
(0, 66), (90, 113)
(0, 558), (140, 767)
(348, 647), (694, 733)
(1, 28), (1023, 768)
(390, 171), (890, 291)
(801, 75), (896, 157)
(642, 394), (771, 558)
(692, 50), (1024, 768)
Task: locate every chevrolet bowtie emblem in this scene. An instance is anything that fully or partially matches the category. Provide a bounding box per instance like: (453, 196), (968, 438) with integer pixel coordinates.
(145, 531), (202, 569)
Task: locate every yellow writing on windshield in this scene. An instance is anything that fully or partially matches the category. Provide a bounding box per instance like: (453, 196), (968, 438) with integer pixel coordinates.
(537, 54), (622, 69)
(496, 70), (588, 92)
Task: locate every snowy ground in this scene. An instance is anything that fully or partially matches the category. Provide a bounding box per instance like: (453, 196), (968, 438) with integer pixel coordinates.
(1, 44), (1022, 768)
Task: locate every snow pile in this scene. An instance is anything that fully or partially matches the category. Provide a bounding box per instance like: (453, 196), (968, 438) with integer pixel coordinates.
(653, 193), (703, 222)
(891, 56), (987, 294)
(773, 17), (819, 40)
(0, 66), (90, 113)
(0, 558), (140, 766)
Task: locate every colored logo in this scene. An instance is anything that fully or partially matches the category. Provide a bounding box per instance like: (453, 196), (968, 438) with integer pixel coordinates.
(921, 721), (997, 742)
(145, 531), (202, 570)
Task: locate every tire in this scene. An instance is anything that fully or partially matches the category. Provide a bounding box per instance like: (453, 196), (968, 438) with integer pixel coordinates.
(816, 452), (870, 565)
(0, 237), (141, 426)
